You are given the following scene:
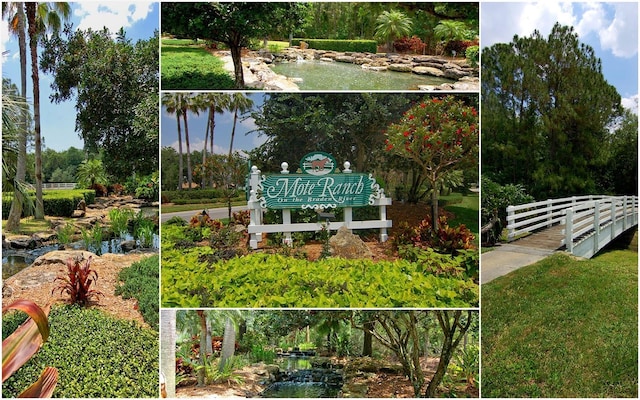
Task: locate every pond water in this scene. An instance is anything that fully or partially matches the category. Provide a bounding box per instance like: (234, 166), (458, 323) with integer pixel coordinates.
(2, 233), (159, 280)
(269, 60), (454, 90)
(261, 356), (342, 398)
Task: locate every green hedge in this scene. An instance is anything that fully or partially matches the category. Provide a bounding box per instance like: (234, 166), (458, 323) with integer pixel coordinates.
(292, 38), (377, 53)
(115, 255), (159, 330)
(161, 225), (478, 308)
(2, 189), (95, 219)
(162, 189), (246, 203)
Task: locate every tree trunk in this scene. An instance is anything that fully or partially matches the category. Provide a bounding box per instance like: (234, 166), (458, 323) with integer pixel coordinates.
(26, 3), (44, 220)
(424, 311), (472, 397)
(430, 176), (439, 231)
(196, 311), (208, 386)
(362, 321), (374, 357)
(183, 113), (193, 190)
(219, 317), (236, 373)
(229, 36), (245, 89)
(6, 2), (28, 231)
(160, 309), (176, 398)
(176, 117), (184, 190)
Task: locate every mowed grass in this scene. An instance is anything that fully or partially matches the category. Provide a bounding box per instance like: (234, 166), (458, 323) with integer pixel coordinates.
(481, 243), (638, 397)
(161, 38), (235, 90)
(442, 192), (479, 247)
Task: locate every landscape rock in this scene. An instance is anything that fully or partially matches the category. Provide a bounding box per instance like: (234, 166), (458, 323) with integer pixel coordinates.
(329, 226), (373, 259)
(121, 240), (137, 252)
(412, 66), (445, 77)
(31, 250), (94, 267)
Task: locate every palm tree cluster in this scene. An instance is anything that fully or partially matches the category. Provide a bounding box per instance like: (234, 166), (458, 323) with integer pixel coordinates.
(2, 2), (71, 230)
(162, 93), (254, 190)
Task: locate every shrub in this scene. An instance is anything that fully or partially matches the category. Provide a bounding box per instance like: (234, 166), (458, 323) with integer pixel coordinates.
(231, 210), (251, 227)
(52, 257), (103, 305)
(90, 183), (108, 197)
(2, 189), (95, 218)
(393, 36), (426, 54)
(2, 304), (158, 398)
(393, 215), (476, 255)
(465, 45), (479, 67)
(109, 208), (135, 238)
(161, 251), (478, 308)
(135, 172), (159, 201)
(57, 223), (76, 246)
(115, 255), (159, 330)
(481, 176), (535, 227)
(291, 38), (377, 53)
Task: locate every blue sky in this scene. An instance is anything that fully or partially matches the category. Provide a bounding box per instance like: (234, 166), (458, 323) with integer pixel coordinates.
(161, 93), (267, 157)
(482, 1), (638, 114)
(1, 2), (159, 151)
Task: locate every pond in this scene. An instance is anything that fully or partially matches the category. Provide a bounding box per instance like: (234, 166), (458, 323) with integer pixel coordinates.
(2, 233), (159, 280)
(269, 60), (454, 90)
(261, 356), (343, 398)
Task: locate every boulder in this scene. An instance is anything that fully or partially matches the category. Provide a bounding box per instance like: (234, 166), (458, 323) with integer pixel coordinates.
(7, 235), (38, 249)
(120, 240), (137, 252)
(329, 226), (373, 259)
(335, 55), (356, 63)
(32, 250), (94, 267)
(388, 63), (413, 73)
(412, 66), (445, 77)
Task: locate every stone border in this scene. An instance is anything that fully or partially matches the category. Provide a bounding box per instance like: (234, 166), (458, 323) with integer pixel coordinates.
(218, 48), (479, 91)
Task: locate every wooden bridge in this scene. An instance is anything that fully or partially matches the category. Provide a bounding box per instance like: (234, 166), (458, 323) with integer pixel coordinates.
(506, 195), (638, 259)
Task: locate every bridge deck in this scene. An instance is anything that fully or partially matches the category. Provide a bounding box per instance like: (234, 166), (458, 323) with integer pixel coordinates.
(510, 224), (565, 251)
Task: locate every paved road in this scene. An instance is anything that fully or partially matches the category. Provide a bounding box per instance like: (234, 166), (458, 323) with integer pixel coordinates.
(161, 205), (248, 223)
(481, 244), (556, 284)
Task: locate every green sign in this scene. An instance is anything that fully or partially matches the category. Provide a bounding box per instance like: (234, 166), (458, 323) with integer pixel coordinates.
(258, 173), (379, 209)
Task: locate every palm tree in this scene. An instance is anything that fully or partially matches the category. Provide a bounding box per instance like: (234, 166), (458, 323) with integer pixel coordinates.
(76, 158), (107, 189)
(3, 3), (28, 230)
(374, 10), (413, 53)
(177, 93), (197, 190)
(162, 93), (185, 190)
(227, 93), (254, 160)
(25, 2), (71, 219)
(196, 93), (229, 188)
(433, 20), (471, 55)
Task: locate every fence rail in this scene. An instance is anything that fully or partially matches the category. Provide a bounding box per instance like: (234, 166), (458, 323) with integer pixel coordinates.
(506, 195), (638, 258)
(506, 195), (608, 241)
(42, 182), (76, 190)
(562, 196), (638, 258)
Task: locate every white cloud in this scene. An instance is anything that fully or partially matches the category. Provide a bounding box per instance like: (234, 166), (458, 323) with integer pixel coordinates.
(74, 2), (153, 33)
(598, 3), (638, 58)
(168, 139), (228, 155)
(482, 2), (576, 48)
(621, 95), (638, 115)
(1, 19), (9, 57)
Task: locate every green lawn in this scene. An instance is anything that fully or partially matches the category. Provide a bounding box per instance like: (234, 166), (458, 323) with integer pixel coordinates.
(481, 248), (638, 397)
(161, 200), (246, 214)
(161, 38), (235, 90)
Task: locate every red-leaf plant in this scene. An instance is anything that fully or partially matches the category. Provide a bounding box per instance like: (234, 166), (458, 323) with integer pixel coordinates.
(2, 299), (59, 397)
(52, 256), (103, 305)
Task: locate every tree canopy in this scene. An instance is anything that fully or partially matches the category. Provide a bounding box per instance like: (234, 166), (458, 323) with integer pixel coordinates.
(161, 2), (306, 88)
(41, 26), (159, 181)
(481, 23), (624, 199)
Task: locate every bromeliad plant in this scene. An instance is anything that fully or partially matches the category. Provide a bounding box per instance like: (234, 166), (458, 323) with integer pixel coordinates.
(52, 256), (103, 305)
(2, 300), (58, 397)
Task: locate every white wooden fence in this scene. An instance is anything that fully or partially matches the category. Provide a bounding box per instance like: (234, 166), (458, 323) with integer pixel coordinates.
(246, 165), (392, 249)
(506, 195), (609, 241)
(562, 196), (638, 258)
(506, 195), (638, 258)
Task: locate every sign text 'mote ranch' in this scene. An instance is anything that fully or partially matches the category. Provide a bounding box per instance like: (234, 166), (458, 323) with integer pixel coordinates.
(260, 174), (374, 209)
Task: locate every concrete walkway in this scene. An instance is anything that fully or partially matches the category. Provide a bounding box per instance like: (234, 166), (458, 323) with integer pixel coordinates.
(481, 244), (557, 284)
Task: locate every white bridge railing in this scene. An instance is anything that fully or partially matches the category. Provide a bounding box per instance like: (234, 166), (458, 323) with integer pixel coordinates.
(562, 196), (638, 258)
(506, 195), (638, 258)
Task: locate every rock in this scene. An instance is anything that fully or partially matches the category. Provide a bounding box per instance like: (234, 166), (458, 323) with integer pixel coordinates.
(121, 240), (137, 252)
(412, 66), (445, 77)
(335, 55), (355, 63)
(7, 235), (38, 249)
(329, 226), (373, 259)
(388, 63), (413, 72)
(32, 250), (95, 267)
